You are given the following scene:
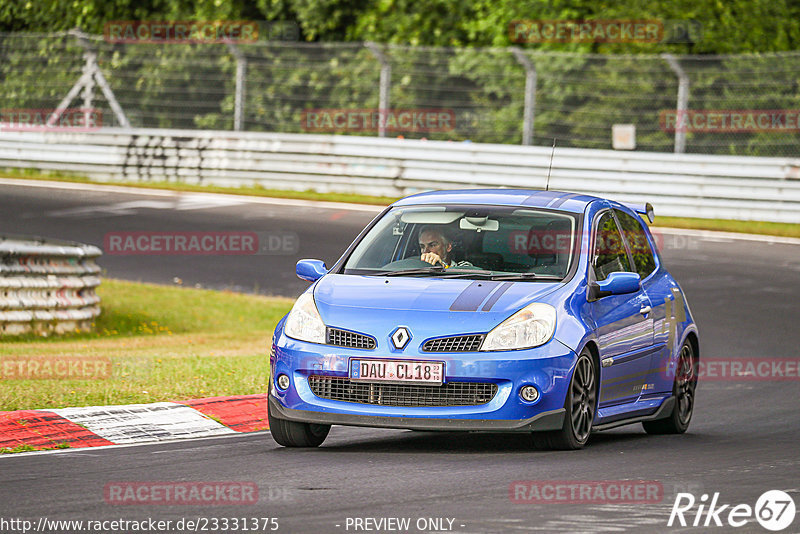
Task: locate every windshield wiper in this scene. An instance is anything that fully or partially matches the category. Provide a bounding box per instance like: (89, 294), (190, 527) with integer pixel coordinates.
(376, 269), (562, 280)
(380, 266), (446, 276)
(489, 273), (563, 281)
(437, 269), (494, 278)
(380, 267), (494, 278)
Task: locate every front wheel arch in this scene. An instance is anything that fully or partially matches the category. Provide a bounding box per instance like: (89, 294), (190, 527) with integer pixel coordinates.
(580, 340), (601, 415)
(532, 347), (598, 450)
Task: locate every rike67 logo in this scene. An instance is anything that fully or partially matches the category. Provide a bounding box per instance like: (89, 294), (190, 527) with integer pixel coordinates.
(669, 490), (796, 531)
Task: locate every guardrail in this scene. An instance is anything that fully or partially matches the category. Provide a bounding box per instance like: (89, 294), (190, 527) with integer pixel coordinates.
(0, 236), (102, 336)
(1, 128), (799, 223)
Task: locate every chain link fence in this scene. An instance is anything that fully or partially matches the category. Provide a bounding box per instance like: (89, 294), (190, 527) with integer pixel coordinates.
(1, 31), (799, 156)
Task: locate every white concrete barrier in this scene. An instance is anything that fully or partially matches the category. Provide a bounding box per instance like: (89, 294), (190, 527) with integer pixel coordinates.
(1, 128), (798, 222)
(0, 236), (101, 336)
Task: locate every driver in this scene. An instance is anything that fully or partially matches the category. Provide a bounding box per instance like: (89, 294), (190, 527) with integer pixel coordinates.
(418, 226), (472, 268)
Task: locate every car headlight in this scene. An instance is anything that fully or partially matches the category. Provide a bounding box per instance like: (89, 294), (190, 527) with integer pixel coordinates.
(480, 303), (556, 351)
(284, 292), (326, 344)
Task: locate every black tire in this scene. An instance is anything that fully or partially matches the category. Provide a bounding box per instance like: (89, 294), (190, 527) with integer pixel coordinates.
(267, 390), (330, 447)
(643, 340), (697, 435)
(532, 349), (597, 450)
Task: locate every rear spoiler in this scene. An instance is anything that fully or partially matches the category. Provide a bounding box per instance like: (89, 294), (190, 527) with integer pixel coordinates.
(620, 202), (655, 224)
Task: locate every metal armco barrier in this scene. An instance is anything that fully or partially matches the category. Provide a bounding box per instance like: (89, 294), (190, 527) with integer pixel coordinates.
(0, 236), (101, 336)
(0, 128), (799, 223)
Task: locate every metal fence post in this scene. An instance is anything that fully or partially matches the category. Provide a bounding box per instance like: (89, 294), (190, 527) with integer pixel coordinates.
(365, 42), (391, 138)
(48, 29), (130, 128)
(511, 48), (537, 146)
(81, 40), (96, 127)
(227, 43), (246, 131)
(663, 53), (690, 154)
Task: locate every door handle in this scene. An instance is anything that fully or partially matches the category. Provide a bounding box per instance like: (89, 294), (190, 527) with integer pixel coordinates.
(639, 305), (652, 315)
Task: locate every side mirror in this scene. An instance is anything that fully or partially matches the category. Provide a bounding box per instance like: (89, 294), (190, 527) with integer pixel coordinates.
(591, 271), (641, 299)
(296, 259), (328, 282)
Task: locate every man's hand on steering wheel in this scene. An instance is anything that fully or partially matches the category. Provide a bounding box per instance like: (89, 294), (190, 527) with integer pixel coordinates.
(421, 252), (445, 266)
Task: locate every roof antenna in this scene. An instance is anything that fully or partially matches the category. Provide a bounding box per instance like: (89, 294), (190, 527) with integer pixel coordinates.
(545, 137), (556, 191)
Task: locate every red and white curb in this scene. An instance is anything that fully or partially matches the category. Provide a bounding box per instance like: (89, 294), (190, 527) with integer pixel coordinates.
(0, 394), (268, 452)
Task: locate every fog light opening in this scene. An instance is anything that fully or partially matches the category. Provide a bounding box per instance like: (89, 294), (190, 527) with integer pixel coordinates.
(277, 374), (290, 391)
(520, 385), (539, 402)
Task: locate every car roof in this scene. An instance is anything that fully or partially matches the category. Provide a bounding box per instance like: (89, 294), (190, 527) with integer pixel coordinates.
(392, 189), (603, 213)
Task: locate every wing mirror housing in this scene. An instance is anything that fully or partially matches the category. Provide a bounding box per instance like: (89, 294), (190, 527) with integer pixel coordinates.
(590, 271), (641, 299)
(296, 259), (328, 282)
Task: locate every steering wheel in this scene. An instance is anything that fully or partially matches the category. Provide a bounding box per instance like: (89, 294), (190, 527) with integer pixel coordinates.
(380, 257), (436, 270)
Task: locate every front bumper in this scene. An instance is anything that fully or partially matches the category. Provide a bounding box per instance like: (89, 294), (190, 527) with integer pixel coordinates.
(268, 395), (565, 432)
(269, 324), (579, 432)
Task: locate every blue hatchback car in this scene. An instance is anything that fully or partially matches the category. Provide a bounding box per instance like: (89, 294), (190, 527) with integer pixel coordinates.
(268, 189), (699, 449)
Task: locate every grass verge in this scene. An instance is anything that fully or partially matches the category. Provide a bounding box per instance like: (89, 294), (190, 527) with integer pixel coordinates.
(0, 443), (70, 454)
(652, 216), (800, 238)
(2, 168), (799, 238)
(0, 279), (293, 412)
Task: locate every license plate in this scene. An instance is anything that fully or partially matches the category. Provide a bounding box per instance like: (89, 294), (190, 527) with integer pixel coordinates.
(349, 359), (444, 385)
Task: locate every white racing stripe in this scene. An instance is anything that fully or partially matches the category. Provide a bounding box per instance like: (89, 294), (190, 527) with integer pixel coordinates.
(51, 402), (236, 444)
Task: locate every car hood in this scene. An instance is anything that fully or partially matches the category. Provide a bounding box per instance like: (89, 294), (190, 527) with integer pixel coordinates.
(313, 274), (563, 340)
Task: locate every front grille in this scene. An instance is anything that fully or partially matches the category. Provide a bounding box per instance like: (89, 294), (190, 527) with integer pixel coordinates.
(326, 328), (376, 349)
(422, 334), (485, 352)
(308, 376), (497, 407)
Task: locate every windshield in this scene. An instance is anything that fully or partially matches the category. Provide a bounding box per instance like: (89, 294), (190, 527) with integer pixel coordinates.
(342, 205), (579, 280)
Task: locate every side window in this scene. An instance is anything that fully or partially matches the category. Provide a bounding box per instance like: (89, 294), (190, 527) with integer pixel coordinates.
(615, 210), (657, 279)
(592, 211), (633, 280)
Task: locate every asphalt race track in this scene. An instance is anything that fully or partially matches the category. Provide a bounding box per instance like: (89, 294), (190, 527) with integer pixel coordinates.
(1, 181), (799, 533)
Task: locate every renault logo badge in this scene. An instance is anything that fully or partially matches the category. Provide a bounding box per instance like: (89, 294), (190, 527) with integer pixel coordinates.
(390, 327), (411, 350)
